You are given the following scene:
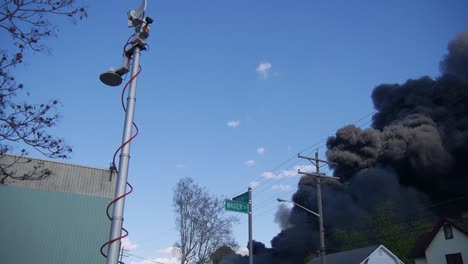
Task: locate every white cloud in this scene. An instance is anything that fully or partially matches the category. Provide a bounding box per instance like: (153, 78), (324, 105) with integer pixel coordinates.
(130, 257), (179, 264)
(227, 120), (240, 128)
(244, 160), (255, 167)
(157, 247), (180, 256)
(279, 201), (294, 209)
(130, 247), (181, 264)
(261, 171), (276, 179)
(272, 184), (293, 191)
(121, 237), (138, 251)
(237, 247), (249, 256)
(256, 147), (265, 155)
(261, 165), (315, 180)
(249, 181), (260, 188)
(176, 164), (186, 169)
(256, 62), (272, 79)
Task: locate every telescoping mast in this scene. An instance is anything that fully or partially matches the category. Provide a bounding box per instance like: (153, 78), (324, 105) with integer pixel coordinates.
(99, 1), (153, 263)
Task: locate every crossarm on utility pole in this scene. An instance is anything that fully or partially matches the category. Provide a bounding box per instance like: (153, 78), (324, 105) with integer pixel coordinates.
(297, 151), (340, 264)
(297, 171), (341, 180)
(297, 154), (338, 166)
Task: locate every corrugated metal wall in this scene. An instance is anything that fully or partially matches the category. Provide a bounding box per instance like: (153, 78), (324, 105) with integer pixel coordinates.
(0, 154), (118, 264)
(1, 186), (111, 264)
(1, 154), (116, 198)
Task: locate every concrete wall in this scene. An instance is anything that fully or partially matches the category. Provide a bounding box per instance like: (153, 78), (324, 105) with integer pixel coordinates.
(425, 225), (468, 264)
(0, 154), (117, 264)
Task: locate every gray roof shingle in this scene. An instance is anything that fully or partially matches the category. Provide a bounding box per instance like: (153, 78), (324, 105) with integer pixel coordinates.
(308, 245), (380, 264)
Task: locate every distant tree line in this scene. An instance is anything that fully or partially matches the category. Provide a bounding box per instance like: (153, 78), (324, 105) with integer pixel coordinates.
(329, 202), (433, 264)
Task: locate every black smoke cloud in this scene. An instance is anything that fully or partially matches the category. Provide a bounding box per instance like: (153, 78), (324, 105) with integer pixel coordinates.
(274, 204), (292, 230)
(328, 31), (468, 203)
(224, 31), (468, 264)
(440, 31), (468, 80)
(231, 168), (429, 264)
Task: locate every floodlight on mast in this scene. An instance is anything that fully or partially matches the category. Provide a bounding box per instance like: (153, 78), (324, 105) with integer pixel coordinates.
(99, 1), (153, 264)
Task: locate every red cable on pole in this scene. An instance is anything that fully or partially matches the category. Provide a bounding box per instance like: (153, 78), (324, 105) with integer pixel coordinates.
(100, 66), (142, 264)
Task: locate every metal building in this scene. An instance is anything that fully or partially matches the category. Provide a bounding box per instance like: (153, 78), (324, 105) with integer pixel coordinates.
(0, 154), (117, 264)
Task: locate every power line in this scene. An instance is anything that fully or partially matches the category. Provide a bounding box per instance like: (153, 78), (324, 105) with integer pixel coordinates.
(252, 153), (330, 196)
(230, 111), (376, 198)
(234, 75), (468, 234)
(254, 187), (298, 216)
(126, 227), (175, 251)
(125, 253), (167, 264)
(241, 74), (455, 199)
(251, 157), (333, 211)
(238, 113), (373, 202)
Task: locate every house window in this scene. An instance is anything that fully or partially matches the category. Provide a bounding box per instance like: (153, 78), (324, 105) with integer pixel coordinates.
(443, 224), (454, 239)
(445, 253), (463, 264)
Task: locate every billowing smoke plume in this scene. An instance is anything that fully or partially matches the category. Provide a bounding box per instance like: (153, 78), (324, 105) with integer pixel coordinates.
(440, 31), (468, 80)
(274, 204), (292, 230)
(223, 31), (468, 264)
(328, 31), (468, 208)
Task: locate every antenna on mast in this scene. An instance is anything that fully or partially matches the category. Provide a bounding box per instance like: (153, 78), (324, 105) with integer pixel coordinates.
(99, 0), (153, 87)
(127, 0), (147, 27)
(99, 1), (153, 263)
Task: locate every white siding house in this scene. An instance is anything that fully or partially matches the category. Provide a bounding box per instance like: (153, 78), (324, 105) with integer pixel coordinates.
(366, 246), (403, 264)
(308, 244), (404, 264)
(409, 217), (468, 264)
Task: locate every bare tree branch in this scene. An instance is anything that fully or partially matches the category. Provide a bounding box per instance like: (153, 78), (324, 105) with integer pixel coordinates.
(173, 178), (238, 264)
(0, 0), (86, 184)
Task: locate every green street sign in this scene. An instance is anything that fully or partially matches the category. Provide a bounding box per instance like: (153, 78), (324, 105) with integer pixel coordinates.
(232, 191), (249, 203)
(225, 199), (249, 214)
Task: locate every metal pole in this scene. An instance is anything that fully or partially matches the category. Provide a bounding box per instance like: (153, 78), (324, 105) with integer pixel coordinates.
(248, 187), (253, 264)
(106, 46), (141, 264)
(316, 151), (326, 264)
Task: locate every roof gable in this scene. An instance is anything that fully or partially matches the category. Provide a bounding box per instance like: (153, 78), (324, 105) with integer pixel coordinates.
(308, 245), (379, 264)
(363, 245), (403, 264)
(446, 218), (468, 235)
(409, 218), (468, 258)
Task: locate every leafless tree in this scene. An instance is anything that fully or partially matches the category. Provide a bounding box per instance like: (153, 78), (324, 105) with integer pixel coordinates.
(210, 245), (239, 264)
(173, 177), (238, 264)
(0, 0), (87, 184)
(0, 153), (50, 184)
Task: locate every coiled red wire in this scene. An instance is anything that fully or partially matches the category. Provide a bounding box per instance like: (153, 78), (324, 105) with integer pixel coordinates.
(100, 64), (142, 264)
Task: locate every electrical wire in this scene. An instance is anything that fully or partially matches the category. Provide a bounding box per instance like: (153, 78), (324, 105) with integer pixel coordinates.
(125, 253), (167, 264)
(244, 75), (465, 212)
(244, 109), (468, 232)
(237, 75), (450, 198)
(230, 113), (375, 199)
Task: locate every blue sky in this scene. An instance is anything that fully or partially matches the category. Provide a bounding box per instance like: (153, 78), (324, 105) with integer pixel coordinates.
(12, 0), (468, 263)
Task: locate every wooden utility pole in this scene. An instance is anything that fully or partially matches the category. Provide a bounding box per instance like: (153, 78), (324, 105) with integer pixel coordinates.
(298, 150), (339, 264)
